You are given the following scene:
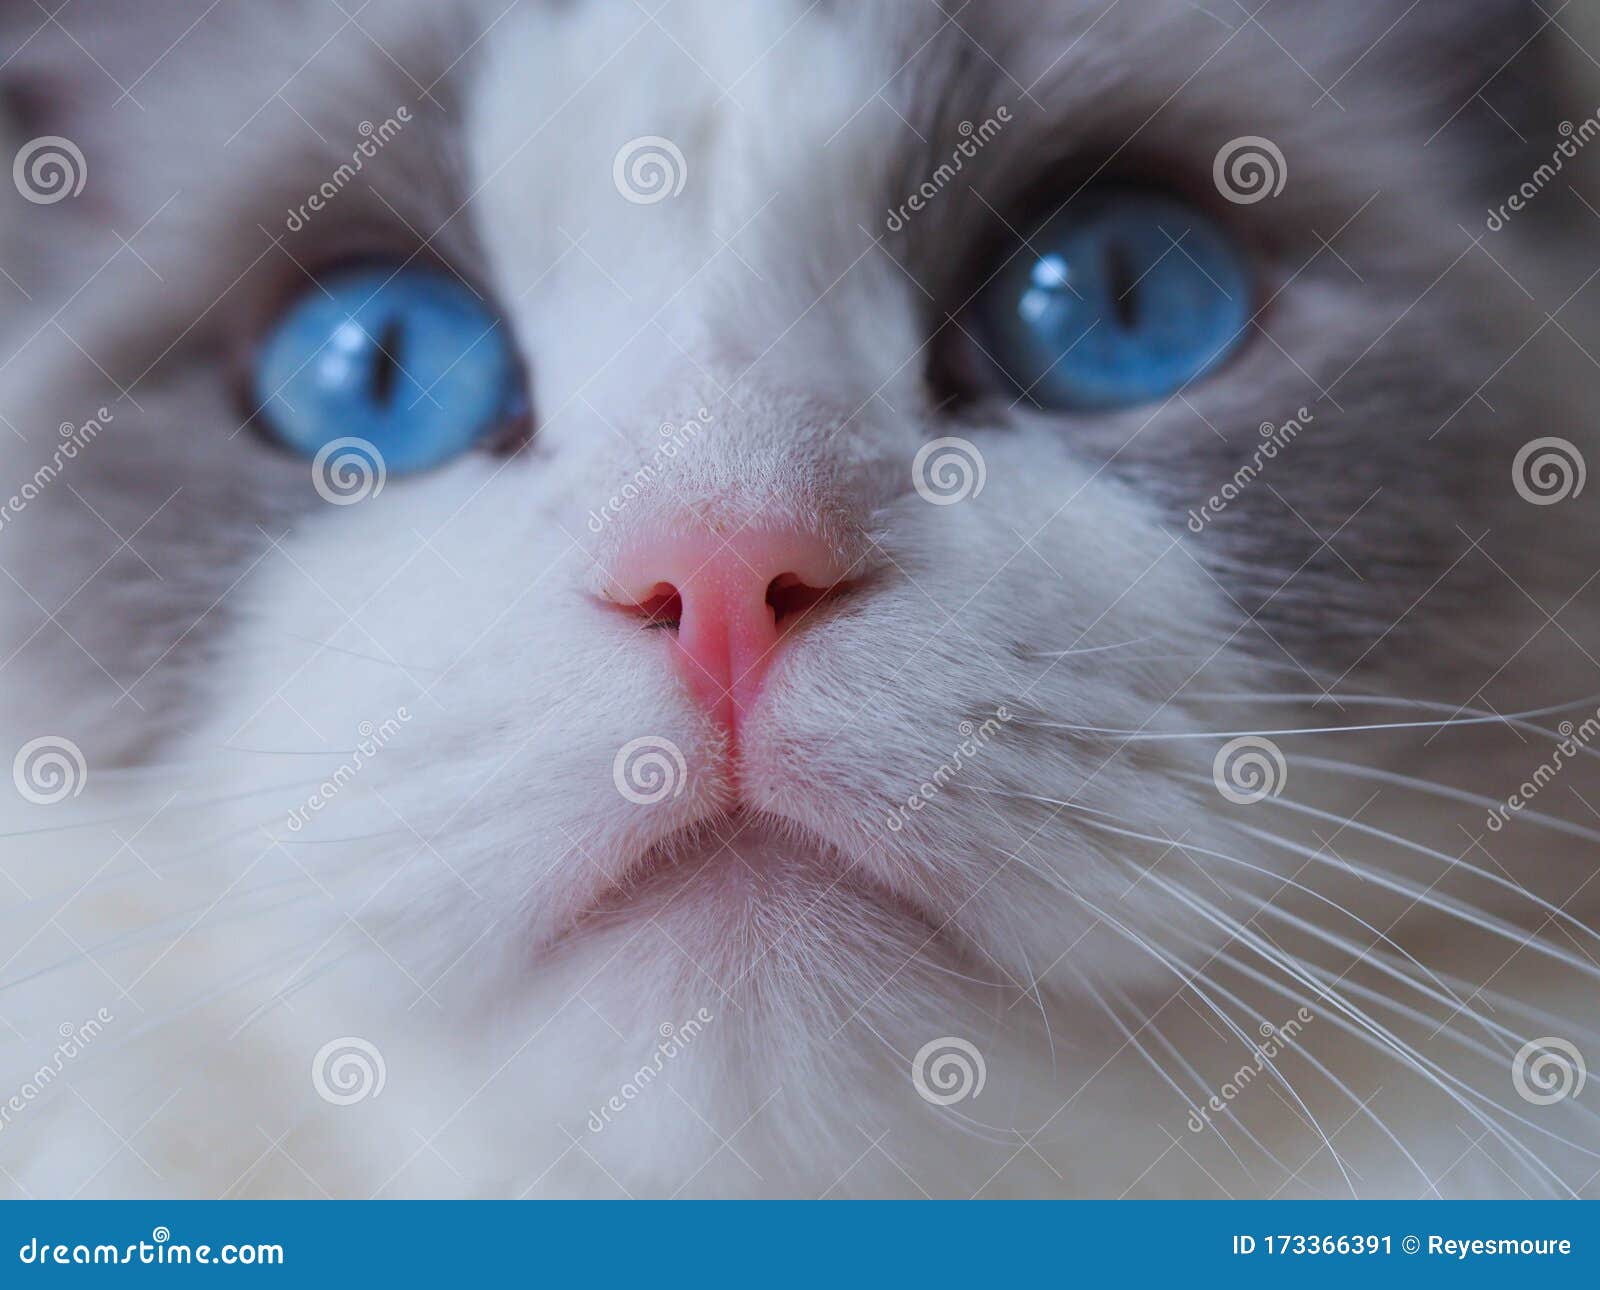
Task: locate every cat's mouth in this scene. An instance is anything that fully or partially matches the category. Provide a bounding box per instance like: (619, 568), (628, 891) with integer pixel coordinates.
(559, 807), (954, 954)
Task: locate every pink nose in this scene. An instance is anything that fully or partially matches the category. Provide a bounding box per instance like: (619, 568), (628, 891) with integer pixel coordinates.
(605, 523), (853, 733)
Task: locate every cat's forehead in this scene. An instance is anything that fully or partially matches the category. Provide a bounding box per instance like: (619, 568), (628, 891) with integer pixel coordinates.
(459, 0), (1382, 170)
(2, 0), (1501, 281)
(451, 0), (1439, 406)
(408, 0), (1480, 290)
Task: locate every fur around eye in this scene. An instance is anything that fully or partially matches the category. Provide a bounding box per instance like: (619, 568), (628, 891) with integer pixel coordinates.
(4, 0), (1596, 1207)
(252, 266), (524, 474)
(975, 188), (1251, 410)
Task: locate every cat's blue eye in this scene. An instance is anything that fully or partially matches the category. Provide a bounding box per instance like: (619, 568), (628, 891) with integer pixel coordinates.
(977, 189), (1251, 411)
(253, 266), (522, 474)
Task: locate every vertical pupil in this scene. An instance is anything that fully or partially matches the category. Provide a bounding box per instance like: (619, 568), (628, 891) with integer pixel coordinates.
(371, 313), (405, 407)
(1105, 237), (1140, 331)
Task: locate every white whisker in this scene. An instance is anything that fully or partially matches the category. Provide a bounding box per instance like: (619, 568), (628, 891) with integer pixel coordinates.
(1298, 755), (1600, 848)
(991, 846), (1359, 1196)
(1206, 785), (1600, 949)
(1031, 691), (1600, 742)
(1150, 877), (1595, 1192)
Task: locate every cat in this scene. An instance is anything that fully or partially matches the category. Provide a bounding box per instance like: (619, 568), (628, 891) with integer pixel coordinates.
(0, 0), (1597, 1198)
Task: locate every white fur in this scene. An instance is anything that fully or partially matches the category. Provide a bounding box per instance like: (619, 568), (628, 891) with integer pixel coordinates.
(0, 0), (1597, 1198)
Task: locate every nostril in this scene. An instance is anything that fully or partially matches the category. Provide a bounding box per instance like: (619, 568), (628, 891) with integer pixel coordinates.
(603, 522), (860, 731)
(766, 572), (843, 627)
(632, 582), (683, 630)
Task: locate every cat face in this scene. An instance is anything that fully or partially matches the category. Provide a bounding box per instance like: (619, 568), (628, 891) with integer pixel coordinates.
(1, 0), (1597, 1187)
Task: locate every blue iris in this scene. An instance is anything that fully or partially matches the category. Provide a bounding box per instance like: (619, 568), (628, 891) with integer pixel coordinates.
(254, 266), (522, 474)
(979, 189), (1251, 410)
